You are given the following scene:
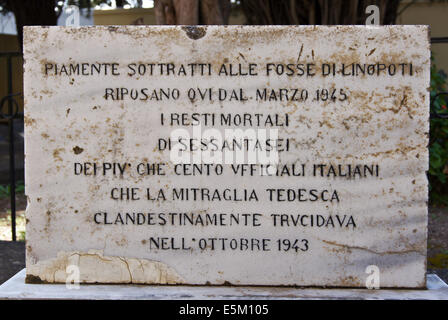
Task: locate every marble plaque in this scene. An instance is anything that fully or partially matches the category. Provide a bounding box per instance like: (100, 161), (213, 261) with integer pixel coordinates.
(23, 25), (430, 288)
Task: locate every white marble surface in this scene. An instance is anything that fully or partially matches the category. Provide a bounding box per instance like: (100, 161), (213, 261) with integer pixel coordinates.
(23, 26), (431, 287)
(1, 269), (448, 300)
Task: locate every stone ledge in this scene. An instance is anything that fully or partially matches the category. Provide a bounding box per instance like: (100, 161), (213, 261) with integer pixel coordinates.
(0, 269), (447, 300)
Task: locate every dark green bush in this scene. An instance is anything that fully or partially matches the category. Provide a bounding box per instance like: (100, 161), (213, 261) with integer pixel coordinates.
(429, 57), (448, 205)
(0, 180), (24, 199)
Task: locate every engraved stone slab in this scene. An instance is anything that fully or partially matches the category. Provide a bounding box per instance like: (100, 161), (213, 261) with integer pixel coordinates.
(23, 26), (430, 288)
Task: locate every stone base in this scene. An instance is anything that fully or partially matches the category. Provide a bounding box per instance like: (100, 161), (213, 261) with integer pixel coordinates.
(1, 269), (448, 300)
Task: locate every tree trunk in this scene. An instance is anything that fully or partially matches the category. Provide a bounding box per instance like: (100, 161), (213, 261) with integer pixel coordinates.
(240, 0), (402, 25)
(116, 0), (127, 8)
(154, 0), (231, 25)
(7, 0), (59, 50)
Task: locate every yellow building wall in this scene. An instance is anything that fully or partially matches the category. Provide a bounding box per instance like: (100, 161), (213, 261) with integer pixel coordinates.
(93, 7), (246, 25)
(94, 8), (157, 25)
(397, 1), (448, 73)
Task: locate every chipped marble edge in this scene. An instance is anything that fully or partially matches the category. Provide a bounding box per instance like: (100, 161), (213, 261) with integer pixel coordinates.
(25, 250), (429, 288)
(1, 269), (448, 300)
(26, 249), (185, 285)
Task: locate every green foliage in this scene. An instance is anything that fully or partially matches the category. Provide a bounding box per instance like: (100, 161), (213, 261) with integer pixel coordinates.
(429, 57), (448, 205)
(0, 180), (25, 199)
(18, 230), (26, 241)
(0, 185), (9, 199)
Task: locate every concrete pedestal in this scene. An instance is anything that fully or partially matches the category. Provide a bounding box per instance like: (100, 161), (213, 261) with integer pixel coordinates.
(1, 269), (448, 300)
